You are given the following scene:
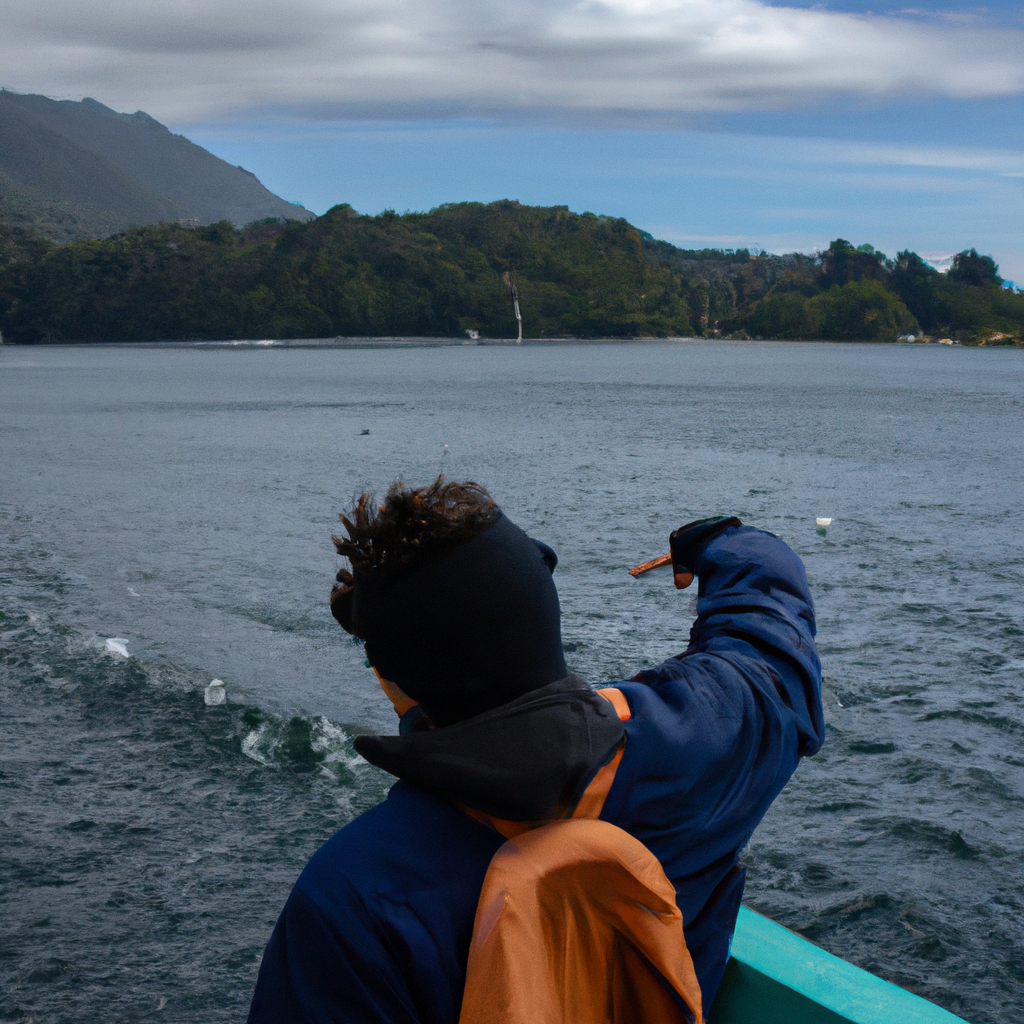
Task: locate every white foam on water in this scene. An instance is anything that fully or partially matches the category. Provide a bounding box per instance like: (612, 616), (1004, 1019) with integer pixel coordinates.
(241, 723), (273, 765)
(240, 715), (365, 778)
(105, 638), (130, 658)
(310, 717), (365, 775)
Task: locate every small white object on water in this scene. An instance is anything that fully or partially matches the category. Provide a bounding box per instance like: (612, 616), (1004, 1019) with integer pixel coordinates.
(105, 638), (130, 657)
(204, 678), (227, 706)
(816, 518), (832, 527)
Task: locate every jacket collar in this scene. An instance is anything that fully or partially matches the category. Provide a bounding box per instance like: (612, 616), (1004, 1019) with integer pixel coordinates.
(353, 675), (626, 821)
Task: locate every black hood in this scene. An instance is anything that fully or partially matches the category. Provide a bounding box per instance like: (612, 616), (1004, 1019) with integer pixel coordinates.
(348, 512), (567, 727)
(353, 676), (626, 821)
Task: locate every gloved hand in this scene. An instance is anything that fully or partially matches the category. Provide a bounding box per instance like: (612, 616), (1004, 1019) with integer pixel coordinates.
(669, 516), (742, 589)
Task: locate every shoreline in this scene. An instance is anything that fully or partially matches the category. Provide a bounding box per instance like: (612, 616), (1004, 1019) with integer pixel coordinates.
(4, 335), (1021, 350)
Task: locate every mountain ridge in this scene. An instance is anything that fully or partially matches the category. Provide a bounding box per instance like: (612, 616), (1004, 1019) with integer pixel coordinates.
(0, 91), (313, 242)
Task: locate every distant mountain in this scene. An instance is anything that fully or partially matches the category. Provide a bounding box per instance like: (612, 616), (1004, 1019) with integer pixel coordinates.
(0, 91), (314, 242)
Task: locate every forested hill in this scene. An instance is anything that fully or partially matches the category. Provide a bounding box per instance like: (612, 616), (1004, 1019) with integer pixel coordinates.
(0, 91), (313, 243)
(0, 200), (1021, 344)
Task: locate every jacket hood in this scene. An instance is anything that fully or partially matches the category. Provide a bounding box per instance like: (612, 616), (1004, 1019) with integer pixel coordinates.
(346, 511), (567, 727)
(353, 676), (625, 821)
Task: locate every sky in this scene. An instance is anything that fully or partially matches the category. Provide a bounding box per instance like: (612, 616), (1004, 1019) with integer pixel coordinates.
(2, 0), (1022, 280)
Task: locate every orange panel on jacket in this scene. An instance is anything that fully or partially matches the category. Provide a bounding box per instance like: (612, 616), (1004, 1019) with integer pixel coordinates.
(458, 817), (702, 1024)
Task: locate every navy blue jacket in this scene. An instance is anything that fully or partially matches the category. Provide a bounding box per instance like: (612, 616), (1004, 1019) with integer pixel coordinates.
(249, 524), (824, 1023)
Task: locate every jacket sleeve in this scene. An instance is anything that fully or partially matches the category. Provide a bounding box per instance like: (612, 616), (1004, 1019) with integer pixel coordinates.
(609, 522), (824, 887)
(603, 523), (824, 1005)
(673, 520), (823, 755)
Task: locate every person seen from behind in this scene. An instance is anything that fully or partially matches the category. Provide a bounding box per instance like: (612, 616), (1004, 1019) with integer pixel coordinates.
(248, 476), (824, 1024)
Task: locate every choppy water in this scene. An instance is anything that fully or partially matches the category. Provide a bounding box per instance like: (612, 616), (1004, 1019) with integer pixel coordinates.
(1, 341), (1022, 1023)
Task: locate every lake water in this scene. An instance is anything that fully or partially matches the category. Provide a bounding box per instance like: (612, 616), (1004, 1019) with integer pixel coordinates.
(1, 340), (1022, 1023)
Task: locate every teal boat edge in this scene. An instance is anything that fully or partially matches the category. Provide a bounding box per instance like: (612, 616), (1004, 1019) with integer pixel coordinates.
(709, 906), (971, 1024)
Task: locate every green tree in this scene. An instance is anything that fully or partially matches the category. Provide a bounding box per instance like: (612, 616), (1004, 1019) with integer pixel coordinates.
(949, 249), (1001, 288)
(819, 238), (891, 288)
(745, 290), (813, 339)
(888, 251), (943, 332)
(805, 279), (918, 341)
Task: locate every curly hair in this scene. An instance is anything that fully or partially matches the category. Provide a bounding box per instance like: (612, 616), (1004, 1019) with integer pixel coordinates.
(332, 476), (499, 588)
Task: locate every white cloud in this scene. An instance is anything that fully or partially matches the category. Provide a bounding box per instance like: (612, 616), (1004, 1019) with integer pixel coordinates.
(803, 138), (1024, 177)
(1, 0), (1023, 123)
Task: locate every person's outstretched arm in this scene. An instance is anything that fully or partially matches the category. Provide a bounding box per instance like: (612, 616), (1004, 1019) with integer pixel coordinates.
(601, 518), (825, 1003)
(669, 515), (823, 753)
